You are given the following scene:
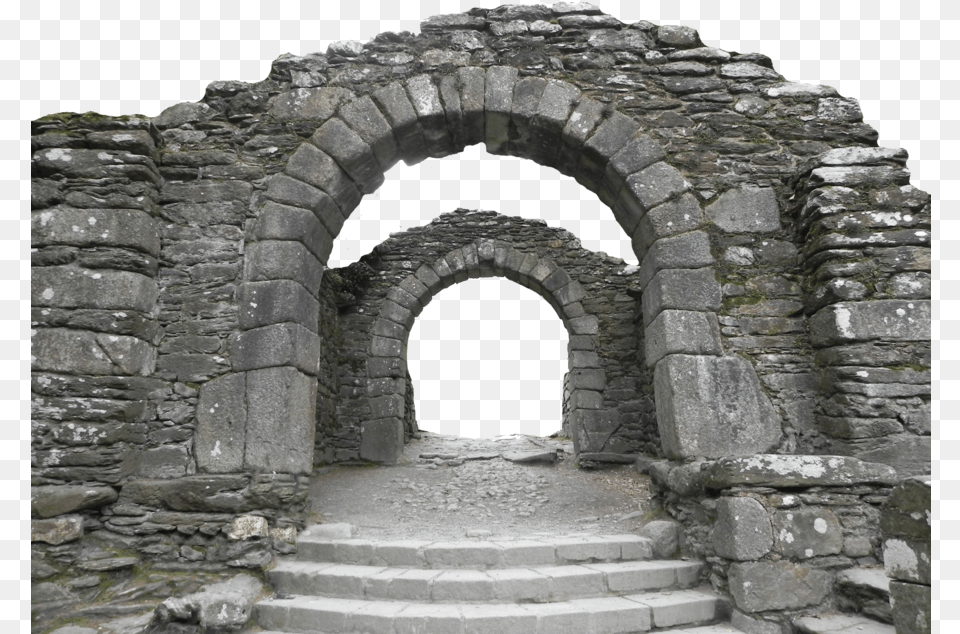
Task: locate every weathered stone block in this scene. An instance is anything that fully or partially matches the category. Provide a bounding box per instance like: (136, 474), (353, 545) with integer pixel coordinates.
(33, 267), (158, 312)
(655, 354), (782, 459)
(405, 74), (453, 157)
(237, 280), (320, 334)
(847, 434), (931, 477)
(808, 166), (911, 189)
(772, 508), (843, 559)
(890, 581), (931, 634)
(728, 561), (832, 613)
(32, 515), (84, 545)
(621, 162), (692, 216)
(160, 180), (252, 204)
(310, 118), (384, 193)
(638, 231), (714, 290)
(881, 476), (931, 539)
(572, 409), (621, 454)
(484, 66), (520, 155)
(579, 112), (639, 190)
(338, 94), (401, 171)
(531, 79), (580, 165)
(457, 66), (486, 146)
(884, 537), (931, 585)
(630, 193), (706, 260)
(559, 99), (606, 175)
(229, 323), (321, 376)
(195, 372), (247, 474)
(703, 455), (899, 489)
(32, 328), (156, 376)
(706, 185), (781, 233)
(31, 485), (118, 519)
(32, 207), (160, 256)
(509, 76), (547, 158)
(244, 367), (317, 474)
(284, 142), (362, 217)
(268, 86), (355, 122)
(360, 418), (405, 464)
(645, 310), (722, 366)
(371, 82), (429, 165)
(253, 201), (335, 262)
(604, 135), (666, 211)
(134, 444), (191, 479)
(642, 268), (722, 325)
(245, 240), (324, 296)
(712, 497), (773, 561)
(809, 300), (930, 347)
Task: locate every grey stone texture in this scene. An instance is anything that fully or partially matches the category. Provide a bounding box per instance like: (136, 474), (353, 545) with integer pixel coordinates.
(654, 354), (782, 459)
(772, 508), (844, 559)
(728, 561), (832, 612)
(712, 496), (773, 560)
(29, 11), (930, 620)
(31, 486), (118, 519)
(890, 581), (931, 634)
(705, 185), (781, 233)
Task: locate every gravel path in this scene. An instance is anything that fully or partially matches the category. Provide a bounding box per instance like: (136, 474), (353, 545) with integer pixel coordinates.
(308, 432), (656, 541)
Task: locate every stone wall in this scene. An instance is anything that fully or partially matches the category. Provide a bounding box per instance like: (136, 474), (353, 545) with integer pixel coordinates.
(31, 3), (930, 610)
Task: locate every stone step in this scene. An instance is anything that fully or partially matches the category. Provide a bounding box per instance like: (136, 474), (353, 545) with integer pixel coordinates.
(296, 533), (655, 568)
(795, 613), (896, 634)
(269, 559), (703, 603)
(836, 567), (893, 624)
(255, 588), (721, 633)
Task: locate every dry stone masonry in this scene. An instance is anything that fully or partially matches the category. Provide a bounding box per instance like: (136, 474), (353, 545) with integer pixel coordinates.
(31, 4), (930, 633)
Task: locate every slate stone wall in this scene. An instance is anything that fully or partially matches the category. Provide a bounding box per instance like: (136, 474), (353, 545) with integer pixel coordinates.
(30, 3), (930, 605)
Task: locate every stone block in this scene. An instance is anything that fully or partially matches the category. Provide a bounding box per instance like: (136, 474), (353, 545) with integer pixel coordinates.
(229, 322), (321, 376)
(405, 74), (453, 157)
(706, 185), (781, 234)
(33, 267), (157, 312)
(531, 79), (580, 166)
(245, 240), (324, 296)
(264, 174), (340, 231)
(338, 94), (401, 171)
(881, 476), (931, 539)
(32, 207), (160, 256)
(371, 336), (402, 358)
(31, 485), (118, 519)
(244, 367), (316, 474)
(638, 231), (714, 290)
(195, 372), (247, 473)
(817, 416), (904, 439)
(284, 142), (362, 217)
(32, 328), (156, 376)
(728, 561), (832, 613)
(253, 201), (335, 262)
(890, 581), (930, 634)
(160, 179), (252, 204)
(559, 99), (606, 175)
(579, 112), (639, 192)
(711, 497), (772, 560)
(508, 76), (547, 159)
(703, 454), (899, 489)
(630, 193), (706, 260)
(639, 520), (680, 559)
(809, 166), (911, 189)
(268, 86), (355, 122)
(604, 135), (666, 212)
(572, 409), (621, 454)
(849, 434), (931, 477)
(569, 315), (599, 335)
(32, 515), (84, 545)
(655, 354), (782, 459)
(883, 537), (931, 585)
(484, 66), (520, 155)
(809, 300), (930, 347)
(372, 317), (405, 340)
(457, 66), (486, 146)
(133, 444), (191, 479)
(645, 310), (722, 366)
(370, 394), (405, 419)
(621, 162), (692, 219)
(641, 268), (722, 325)
(772, 508), (843, 559)
(237, 280), (320, 334)
(371, 82), (429, 165)
(358, 418), (406, 464)
(310, 118), (384, 193)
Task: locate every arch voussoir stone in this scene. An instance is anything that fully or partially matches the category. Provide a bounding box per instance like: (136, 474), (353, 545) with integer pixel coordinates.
(484, 65), (520, 155)
(337, 94), (402, 172)
(309, 117), (385, 194)
(404, 74), (455, 158)
(371, 81), (430, 165)
(285, 142), (363, 217)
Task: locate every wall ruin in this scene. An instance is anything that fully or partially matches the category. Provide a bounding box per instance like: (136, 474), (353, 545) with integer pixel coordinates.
(31, 4), (931, 629)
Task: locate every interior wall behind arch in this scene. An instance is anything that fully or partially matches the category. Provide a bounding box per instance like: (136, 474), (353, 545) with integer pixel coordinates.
(407, 277), (568, 438)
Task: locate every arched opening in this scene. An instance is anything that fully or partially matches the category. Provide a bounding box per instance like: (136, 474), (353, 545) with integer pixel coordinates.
(407, 277), (567, 439)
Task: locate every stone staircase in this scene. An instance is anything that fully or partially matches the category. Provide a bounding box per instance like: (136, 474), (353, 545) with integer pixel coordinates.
(253, 525), (737, 634)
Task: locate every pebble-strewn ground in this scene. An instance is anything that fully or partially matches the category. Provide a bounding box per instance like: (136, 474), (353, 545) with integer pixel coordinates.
(309, 431), (656, 541)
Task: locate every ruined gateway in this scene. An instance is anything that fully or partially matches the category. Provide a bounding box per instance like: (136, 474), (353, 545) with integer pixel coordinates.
(31, 4), (931, 634)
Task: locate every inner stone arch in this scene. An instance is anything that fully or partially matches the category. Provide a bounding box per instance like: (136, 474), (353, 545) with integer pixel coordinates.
(328, 210), (649, 465)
